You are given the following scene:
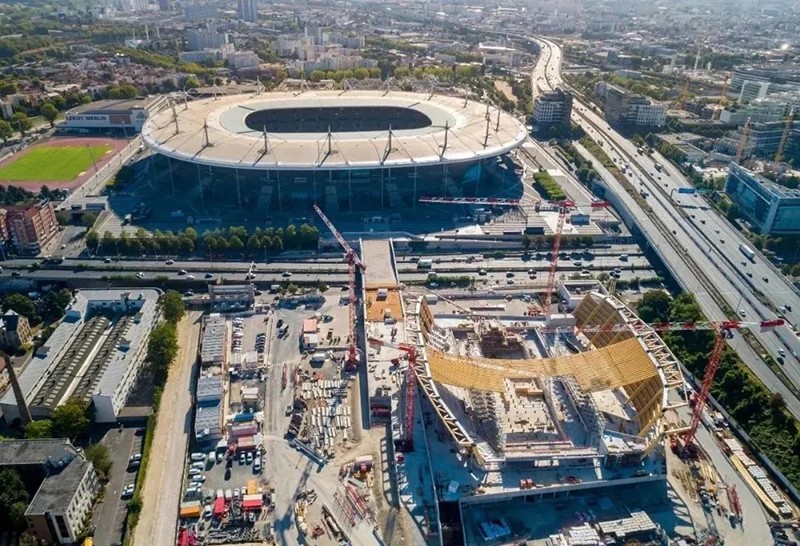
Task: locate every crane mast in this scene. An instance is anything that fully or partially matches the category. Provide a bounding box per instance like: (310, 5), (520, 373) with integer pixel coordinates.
(313, 204), (366, 367)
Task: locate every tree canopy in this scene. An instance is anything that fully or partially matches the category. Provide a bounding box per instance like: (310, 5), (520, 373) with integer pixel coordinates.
(161, 291), (185, 324)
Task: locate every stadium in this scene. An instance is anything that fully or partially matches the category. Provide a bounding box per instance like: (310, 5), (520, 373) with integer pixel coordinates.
(141, 90), (528, 213)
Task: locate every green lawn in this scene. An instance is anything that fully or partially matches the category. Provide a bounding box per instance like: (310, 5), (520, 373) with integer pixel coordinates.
(0, 144), (111, 181)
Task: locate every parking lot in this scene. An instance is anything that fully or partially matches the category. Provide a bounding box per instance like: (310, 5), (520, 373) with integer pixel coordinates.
(91, 426), (145, 546)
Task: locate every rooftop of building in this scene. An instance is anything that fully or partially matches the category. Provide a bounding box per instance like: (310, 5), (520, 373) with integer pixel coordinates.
(27, 455), (91, 515)
(729, 163), (800, 199)
(142, 90), (528, 171)
(0, 289), (160, 412)
(1, 309), (23, 332)
(68, 96), (158, 115)
(0, 438), (77, 467)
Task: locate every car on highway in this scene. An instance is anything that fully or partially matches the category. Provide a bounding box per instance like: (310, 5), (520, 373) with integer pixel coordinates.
(739, 310), (746, 317)
(104, 257), (112, 263)
(178, 269), (187, 275)
(186, 274), (195, 280)
(282, 271), (292, 277)
(763, 276), (769, 283)
(205, 273), (214, 279)
(165, 259), (174, 265)
(136, 272), (144, 279)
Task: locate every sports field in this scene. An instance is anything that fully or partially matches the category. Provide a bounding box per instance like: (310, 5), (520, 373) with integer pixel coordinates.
(0, 144), (112, 181)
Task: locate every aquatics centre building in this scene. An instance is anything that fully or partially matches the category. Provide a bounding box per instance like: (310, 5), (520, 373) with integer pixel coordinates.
(141, 90), (528, 213)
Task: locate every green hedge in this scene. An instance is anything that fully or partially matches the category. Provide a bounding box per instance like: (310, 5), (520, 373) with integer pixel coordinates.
(532, 171), (567, 200)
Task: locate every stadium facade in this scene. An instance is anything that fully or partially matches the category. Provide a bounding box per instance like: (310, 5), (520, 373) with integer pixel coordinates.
(141, 90), (528, 213)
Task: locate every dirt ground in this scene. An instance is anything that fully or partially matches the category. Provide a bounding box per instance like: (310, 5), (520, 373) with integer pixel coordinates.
(0, 135), (128, 190)
(494, 80), (517, 103)
(134, 311), (202, 546)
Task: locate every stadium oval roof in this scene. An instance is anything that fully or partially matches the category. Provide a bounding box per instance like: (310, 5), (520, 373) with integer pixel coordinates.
(142, 90), (528, 171)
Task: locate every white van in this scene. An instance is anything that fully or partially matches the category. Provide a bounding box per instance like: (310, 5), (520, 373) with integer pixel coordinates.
(310, 353), (327, 364)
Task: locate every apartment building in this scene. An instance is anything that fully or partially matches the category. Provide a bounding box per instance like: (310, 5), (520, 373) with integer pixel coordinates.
(0, 200), (59, 254)
(0, 439), (99, 545)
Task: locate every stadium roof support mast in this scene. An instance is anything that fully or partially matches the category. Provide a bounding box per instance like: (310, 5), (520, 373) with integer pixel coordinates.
(440, 121), (449, 159)
(313, 205), (366, 368)
(382, 125), (394, 165)
(202, 118), (213, 148)
(260, 125), (269, 155)
(171, 100), (179, 135)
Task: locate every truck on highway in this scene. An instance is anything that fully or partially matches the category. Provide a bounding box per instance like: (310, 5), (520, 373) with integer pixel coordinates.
(739, 243), (756, 262)
(417, 258), (433, 269)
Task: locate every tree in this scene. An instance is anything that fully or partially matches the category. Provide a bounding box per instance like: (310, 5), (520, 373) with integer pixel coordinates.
(2, 293), (40, 325)
(184, 76), (200, 89)
(25, 419), (53, 439)
(81, 212), (98, 228)
(42, 289), (72, 323)
(86, 229), (99, 250)
(521, 233), (532, 250)
(0, 469), (30, 531)
(726, 202), (740, 223)
(40, 102), (58, 127)
(636, 290), (672, 323)
(84, 443), (112, 480)
(10, 112), (31, 136)
(51, 398), (91, 439)
(228, 234), (244, 251)
(147, 322), (178, 381)
(161, 291), (185, 324)
(0, 80), (18, 97)
(0, 119), (12, 144)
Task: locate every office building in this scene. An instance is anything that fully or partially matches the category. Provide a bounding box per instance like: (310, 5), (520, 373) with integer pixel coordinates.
(719, 91), (799, 125)
(715, 120), (799, 159)
(0, 439), (99, 545)
(725, 163), (800, 235)
(597, 83), (666, 128)
(208, 284), (255, 311)
(0, 310), (32, 351)
(729, 65), (800, 99)
(0, 290), (160, 424)
(237, 0), (257, 22)
(532, 88), (572, 127)
(0, 200), (59, 255)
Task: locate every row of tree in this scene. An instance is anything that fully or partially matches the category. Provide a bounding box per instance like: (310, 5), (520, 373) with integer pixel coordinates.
(87, 224), (322, 257)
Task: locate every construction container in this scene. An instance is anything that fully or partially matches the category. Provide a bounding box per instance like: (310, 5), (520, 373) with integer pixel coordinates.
(179, 500), (202, 519)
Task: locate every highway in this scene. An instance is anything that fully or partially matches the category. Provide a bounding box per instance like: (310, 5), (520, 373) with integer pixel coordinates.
(531, 38), (800, 417)
(0, 248), (653, 289)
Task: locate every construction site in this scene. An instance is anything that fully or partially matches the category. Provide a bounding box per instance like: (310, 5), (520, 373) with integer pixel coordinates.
(173, 198), (800, 546)
(350, 217), (800, 546)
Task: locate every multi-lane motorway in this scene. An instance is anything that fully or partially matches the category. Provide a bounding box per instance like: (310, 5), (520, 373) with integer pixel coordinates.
(531, 38), (800, 415)
(0, 246), (652, 289)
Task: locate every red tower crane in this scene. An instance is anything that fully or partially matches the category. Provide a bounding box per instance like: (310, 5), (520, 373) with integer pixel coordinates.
(367, 337), (418, 451)
(571, 317), (783, 450)
(541, 200), (610, 318)
(313, 204), (366, 368)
